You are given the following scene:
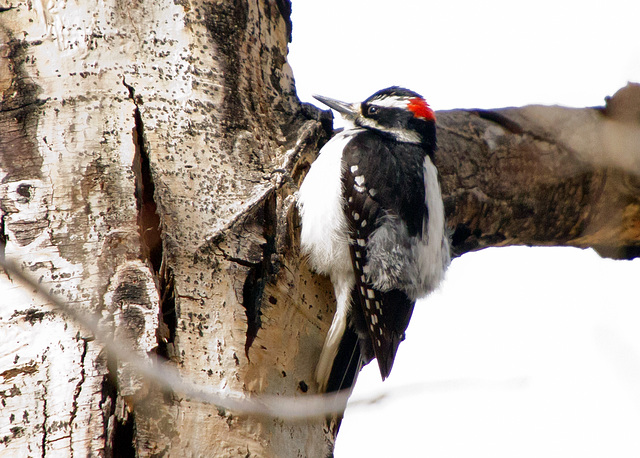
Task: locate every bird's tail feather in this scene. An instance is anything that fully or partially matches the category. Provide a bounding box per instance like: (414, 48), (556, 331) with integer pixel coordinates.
(325, 323), (364, 393)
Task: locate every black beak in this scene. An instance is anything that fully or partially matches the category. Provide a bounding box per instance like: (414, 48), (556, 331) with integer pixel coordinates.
(313, 94), (359, 120)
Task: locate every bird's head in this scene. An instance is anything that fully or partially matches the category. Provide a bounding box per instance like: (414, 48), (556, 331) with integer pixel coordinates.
(313, 86), (436, 148)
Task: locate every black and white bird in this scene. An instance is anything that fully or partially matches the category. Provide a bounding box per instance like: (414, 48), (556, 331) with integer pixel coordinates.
(298, 86), (451, 392)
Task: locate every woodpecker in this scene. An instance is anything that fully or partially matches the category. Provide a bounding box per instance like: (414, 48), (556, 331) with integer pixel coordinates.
(298, 86), (450, 392)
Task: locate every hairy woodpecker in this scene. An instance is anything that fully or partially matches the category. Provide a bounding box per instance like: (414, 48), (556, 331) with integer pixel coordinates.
(298, 86), (451, 392)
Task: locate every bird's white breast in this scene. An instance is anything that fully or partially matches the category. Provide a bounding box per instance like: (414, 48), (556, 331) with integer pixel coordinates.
(298, 128), (365, 390)
(298, 129), (363, 278)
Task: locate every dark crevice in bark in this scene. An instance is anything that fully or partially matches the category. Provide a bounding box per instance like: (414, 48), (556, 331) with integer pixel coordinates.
(110, 412), (135, 458)
(120, 78), (170, 453)
(101, 357), (135, 458)
(123, 78), (177, 358)
(242, 268), (263, 358)
(156, 266), (177, 361)
(100, 363), (116, 457)
(226, 254), (262, 269)
(125, 78), (162, 274)
(449, 221), (484, 258)
(241, 192), (278, 357)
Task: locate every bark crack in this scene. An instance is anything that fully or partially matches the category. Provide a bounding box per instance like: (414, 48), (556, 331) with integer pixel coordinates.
(207, 191), (278, 357)
(241, 192), (278, 357)
(68, 338), (88, 458)
(100, 355), (136, 458)
(41, 375), (48, 457)
(124, 78), (162, 273)
(0, 212), (7, 275)
(119, 77), (173, 453)
(157, 266), (177, 361)
(123, 78), (177, 358)
(214, 244), (260, 269)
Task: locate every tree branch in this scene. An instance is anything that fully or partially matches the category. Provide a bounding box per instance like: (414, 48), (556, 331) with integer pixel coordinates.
(436, 83), (640, 260)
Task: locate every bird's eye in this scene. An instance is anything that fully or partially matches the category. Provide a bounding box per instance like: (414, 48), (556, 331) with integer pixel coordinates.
(367, 105), (379, 115)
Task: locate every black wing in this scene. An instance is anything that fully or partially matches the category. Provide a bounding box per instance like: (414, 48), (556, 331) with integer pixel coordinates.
(340, 131), (421, 380)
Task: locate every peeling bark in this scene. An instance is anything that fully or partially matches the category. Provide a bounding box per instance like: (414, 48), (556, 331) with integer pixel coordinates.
(0, 0), (638, 456)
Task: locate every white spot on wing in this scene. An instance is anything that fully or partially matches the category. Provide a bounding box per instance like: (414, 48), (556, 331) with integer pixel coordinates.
(355, 175), (365, 186)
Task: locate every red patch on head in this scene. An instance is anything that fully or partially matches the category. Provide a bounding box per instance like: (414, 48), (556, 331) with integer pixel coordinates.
(408, 97), (435, 121)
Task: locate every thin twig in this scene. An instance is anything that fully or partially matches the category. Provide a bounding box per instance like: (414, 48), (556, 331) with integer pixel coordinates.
(0, 252), (526, 420)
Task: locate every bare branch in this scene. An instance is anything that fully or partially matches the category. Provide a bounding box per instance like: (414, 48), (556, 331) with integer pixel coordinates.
(438, 83), (640, 260)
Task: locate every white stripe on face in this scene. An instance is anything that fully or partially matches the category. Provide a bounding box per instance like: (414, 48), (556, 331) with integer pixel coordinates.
(368, 96), (411, 109)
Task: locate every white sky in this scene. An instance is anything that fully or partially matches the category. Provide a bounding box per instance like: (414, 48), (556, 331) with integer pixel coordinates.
(288, 1), (640, 456)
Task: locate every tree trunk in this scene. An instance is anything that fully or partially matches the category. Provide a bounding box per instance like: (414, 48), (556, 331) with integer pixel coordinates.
(0, 0), (638, 456)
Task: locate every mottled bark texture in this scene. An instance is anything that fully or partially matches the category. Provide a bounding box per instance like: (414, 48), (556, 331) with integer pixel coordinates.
(438, 83), (640, 261)
(0, 0), (336, 456)
(0, 0), (638, 456)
